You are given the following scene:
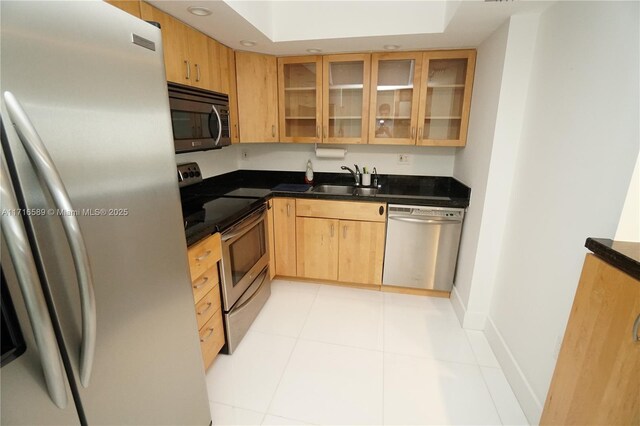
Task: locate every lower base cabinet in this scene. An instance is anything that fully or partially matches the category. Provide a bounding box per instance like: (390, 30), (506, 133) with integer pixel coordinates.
(294, 199), (386, 285)
(187, 233), (225, 370)
(540, 253), (640, 425)
(338, 220), (386, 285)
(296, 217), (339, 280)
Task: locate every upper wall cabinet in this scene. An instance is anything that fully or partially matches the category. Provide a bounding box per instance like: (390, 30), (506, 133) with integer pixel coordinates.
(140, 3), (222, 93)
(236, 51), (279, 143)
(140, 3), (190, 85)
(417, 50), (476, 146)
(368, 52), (423, 145)
(368, 50), (476, 147)
(322, 54), (371, 145)
(105, 0), (141, 17)
(278, 56), (323, 143)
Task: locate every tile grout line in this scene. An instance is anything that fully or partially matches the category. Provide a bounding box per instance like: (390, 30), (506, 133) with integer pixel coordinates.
(463, 330), (506, 425)
(262, 281), (320, 418)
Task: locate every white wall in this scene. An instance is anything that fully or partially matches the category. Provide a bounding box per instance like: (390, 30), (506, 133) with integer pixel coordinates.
(451, 20), (509, 322)
(615, 153), (640, 242)
(485, 2), (639, 423)
(238, 143), (457, 176)
(452, 14), (539, 329)
(176, 145), (240, 179)
(176, 143), (456, 178)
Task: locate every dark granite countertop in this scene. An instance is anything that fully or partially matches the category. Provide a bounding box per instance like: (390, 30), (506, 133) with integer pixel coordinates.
(180, 170), (471, 245)
(181, 170), (471, 207)
(585, 238), (640, 280)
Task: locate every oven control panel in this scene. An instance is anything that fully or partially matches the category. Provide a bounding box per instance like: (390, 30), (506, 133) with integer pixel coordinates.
(177, 162), (202, 188)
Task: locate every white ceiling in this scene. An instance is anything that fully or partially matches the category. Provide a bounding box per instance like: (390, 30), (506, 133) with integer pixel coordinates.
(148, 0), (553, 55)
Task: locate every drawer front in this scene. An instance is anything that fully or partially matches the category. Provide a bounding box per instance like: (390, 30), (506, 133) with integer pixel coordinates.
(188, 233), (222, 279)
(194, 288), (221, 330)
(199, 308), (225, 369)
(296, 199), (386, 222)
(191, 265), (219, 304)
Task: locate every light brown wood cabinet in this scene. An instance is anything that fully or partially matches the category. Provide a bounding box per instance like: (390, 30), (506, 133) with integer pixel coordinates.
(140, 3), (191, 86)
(294, 199), (386, 285)
(227, 48), (240, 143)
(272, 198), (297, 276)
(187, 233), (225, 370)
(278, 56), (323, 143)
(369, 52), (423, 146)
(236, 51), (279, 143)
(322, 54), (371, 145)
(139, 2), (233, 96)
(417, 50), (476, 146)
(296, 217), (339, 280)
(105, 0), (141, 17)
(541, 253), (640, 425)
(266, 200), (276, 280)
(276, 54), (371, 145)
(369, 50), (475, 146)
(338, 220), (386, 285)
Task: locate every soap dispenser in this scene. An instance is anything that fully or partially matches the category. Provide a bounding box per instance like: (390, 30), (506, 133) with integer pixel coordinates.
(305, 159), (314, 184)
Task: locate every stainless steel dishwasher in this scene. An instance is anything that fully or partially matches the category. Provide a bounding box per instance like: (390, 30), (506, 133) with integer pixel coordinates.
(382, 204), (465, 291)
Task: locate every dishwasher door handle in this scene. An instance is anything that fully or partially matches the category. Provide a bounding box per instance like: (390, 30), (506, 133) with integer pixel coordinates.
(389, 216), (462, 225)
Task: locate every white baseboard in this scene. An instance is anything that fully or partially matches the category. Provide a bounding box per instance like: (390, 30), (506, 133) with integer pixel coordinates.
(451, 285), (467, 326)
(450, 286), (487, 330)
(485, 317), (543, 425)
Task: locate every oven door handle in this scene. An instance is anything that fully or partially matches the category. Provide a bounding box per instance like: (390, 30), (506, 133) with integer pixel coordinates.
(222, 206), (266, 242)
(231, 268), (268, 313)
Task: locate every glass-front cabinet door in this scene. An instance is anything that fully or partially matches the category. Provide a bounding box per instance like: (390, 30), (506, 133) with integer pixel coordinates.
(278, 56), (323, 143)
(322, 54), (371, 144)
(417, 50), (476, 146)
(368, 52), (422, 145)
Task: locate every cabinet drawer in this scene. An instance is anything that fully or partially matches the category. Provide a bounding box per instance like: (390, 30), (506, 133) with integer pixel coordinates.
(194, 288), (221, 330)
(296, 199), (386, 222)
(191, 265), (219, 304)
(188, 233), (221, 279)
(199, 308), (225, 369)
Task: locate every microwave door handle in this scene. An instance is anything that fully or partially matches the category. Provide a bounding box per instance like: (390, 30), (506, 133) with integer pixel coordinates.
(211, 105), (222, 146)
(0, 148), (68, 409)
(3, 92), (97, 388)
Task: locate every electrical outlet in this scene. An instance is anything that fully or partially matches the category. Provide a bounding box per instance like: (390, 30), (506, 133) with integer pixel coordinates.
(398, 154), (411, 165)
(241, 150), (248, 160)
(553, 335), (563, 359)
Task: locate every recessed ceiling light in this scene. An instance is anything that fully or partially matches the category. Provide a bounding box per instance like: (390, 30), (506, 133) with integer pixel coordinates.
(240, 40), (257, 47)
(187, 6), (212, 16)
(306, 48), (322, 54)
(384, 44), (400, 50)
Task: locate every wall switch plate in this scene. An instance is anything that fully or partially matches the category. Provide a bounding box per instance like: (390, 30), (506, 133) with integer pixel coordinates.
(398, 154), (411, 165)
(241, 150), (248, 159)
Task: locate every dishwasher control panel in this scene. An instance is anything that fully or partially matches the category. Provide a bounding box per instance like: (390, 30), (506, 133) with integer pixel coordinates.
(388, 205), (464, 219)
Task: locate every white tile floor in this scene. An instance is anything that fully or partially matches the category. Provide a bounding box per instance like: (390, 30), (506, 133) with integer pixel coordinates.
(205, 279), (529, 426)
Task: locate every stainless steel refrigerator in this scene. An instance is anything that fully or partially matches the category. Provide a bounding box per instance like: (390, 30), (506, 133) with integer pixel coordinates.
(0, 1), (211, 424)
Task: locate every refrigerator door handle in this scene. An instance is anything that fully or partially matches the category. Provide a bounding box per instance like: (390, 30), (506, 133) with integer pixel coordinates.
(0, 149), (68, 409)
(3, 91), (97, 388)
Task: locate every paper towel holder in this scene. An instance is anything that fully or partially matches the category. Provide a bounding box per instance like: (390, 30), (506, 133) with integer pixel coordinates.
(314, 143), (347, 159)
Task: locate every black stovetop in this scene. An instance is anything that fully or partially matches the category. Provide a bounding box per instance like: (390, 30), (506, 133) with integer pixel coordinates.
(181, 188), (269, 245)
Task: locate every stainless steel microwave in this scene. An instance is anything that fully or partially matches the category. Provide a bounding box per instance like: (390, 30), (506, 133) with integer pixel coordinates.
(168, 83), (231, 153)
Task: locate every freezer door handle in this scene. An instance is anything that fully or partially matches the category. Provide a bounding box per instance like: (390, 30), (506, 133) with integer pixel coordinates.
(3, 91), (97, 388)
(0, 149), (68, 409)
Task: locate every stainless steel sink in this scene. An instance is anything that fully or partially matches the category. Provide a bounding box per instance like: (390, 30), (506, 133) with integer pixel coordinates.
(354, 187), (378, 196)
(311, 184), (355, 195)
(311, 185), (378, 196)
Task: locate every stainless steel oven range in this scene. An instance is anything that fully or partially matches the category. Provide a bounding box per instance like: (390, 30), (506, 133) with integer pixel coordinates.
(219, 205), (271, 354)
(178, 162), (271, 354)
